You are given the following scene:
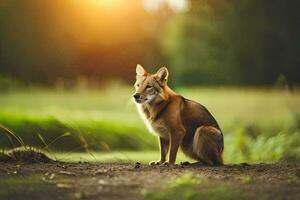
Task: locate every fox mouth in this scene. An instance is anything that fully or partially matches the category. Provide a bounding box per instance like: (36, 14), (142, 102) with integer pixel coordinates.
(134, 98), (143, 103)
(134, 97), (150, 104)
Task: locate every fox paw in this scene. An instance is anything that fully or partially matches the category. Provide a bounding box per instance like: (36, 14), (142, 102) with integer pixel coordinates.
(180, 161), (191, 166)
(149, 160), (164, 165)
(162, 161), (175, 166)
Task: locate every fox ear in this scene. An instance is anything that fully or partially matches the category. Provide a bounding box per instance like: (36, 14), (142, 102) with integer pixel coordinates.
(136, 64), (146, 76)
(156, 67), (169, 82)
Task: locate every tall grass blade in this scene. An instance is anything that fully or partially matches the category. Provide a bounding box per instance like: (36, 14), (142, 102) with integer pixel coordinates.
(46, 132), (71, 148)
(0, 125), (24, 147)
(37, 132), (57, 160)
(79, 135), (97, 162)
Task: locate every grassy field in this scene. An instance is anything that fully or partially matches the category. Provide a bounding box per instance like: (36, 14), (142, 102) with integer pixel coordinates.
(0, 85), (299, 164)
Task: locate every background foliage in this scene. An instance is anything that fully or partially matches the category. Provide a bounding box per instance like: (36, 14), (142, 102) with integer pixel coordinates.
(0, 0), (299, 86)
(0, 86), (299, 163)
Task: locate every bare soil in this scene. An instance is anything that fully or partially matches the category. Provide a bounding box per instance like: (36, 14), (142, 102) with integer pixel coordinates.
(0, 162), (300, 200)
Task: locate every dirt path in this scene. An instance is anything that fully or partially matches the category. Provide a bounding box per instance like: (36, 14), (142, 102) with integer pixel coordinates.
(0, 162), (299, 200)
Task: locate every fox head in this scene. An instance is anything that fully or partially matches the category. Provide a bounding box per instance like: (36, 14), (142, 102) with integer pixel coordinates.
(133, 64), (169, 104)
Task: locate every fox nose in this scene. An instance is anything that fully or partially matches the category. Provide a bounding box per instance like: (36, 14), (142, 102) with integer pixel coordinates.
(133, 93), (140, 99)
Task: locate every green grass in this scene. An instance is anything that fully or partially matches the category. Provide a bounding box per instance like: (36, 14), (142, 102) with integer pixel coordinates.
(0, 85), (299, 163)
(53, 151), (190, 164)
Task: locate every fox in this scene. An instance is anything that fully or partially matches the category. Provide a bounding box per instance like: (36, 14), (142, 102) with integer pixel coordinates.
(133, 64), (224, 166)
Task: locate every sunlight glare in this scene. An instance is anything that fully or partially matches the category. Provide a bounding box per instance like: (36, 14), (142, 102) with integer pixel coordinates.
(89, 0), (125, 8)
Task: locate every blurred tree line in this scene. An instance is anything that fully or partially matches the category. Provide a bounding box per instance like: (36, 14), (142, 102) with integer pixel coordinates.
(0, 0), (299, 87)
(163, 0), (300, 86)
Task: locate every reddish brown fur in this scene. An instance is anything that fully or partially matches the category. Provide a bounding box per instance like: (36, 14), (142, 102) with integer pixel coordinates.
(134, 65), (223, 165)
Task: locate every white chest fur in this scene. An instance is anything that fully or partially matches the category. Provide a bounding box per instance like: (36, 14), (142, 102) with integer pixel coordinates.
(136, 105), (169, 140)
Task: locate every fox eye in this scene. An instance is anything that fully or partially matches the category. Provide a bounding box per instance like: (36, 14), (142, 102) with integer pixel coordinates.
(136, 84), (140, 87)
(146, 85), (152, 89)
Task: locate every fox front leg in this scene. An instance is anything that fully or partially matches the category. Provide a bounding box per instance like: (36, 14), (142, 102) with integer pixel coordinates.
(149, 137), (169, 165)
(163, 131), (184, 165)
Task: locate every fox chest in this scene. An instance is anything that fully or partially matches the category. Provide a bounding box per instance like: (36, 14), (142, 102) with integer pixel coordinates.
(137, 105), (170, 139)
(149, 121), (170, 140)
